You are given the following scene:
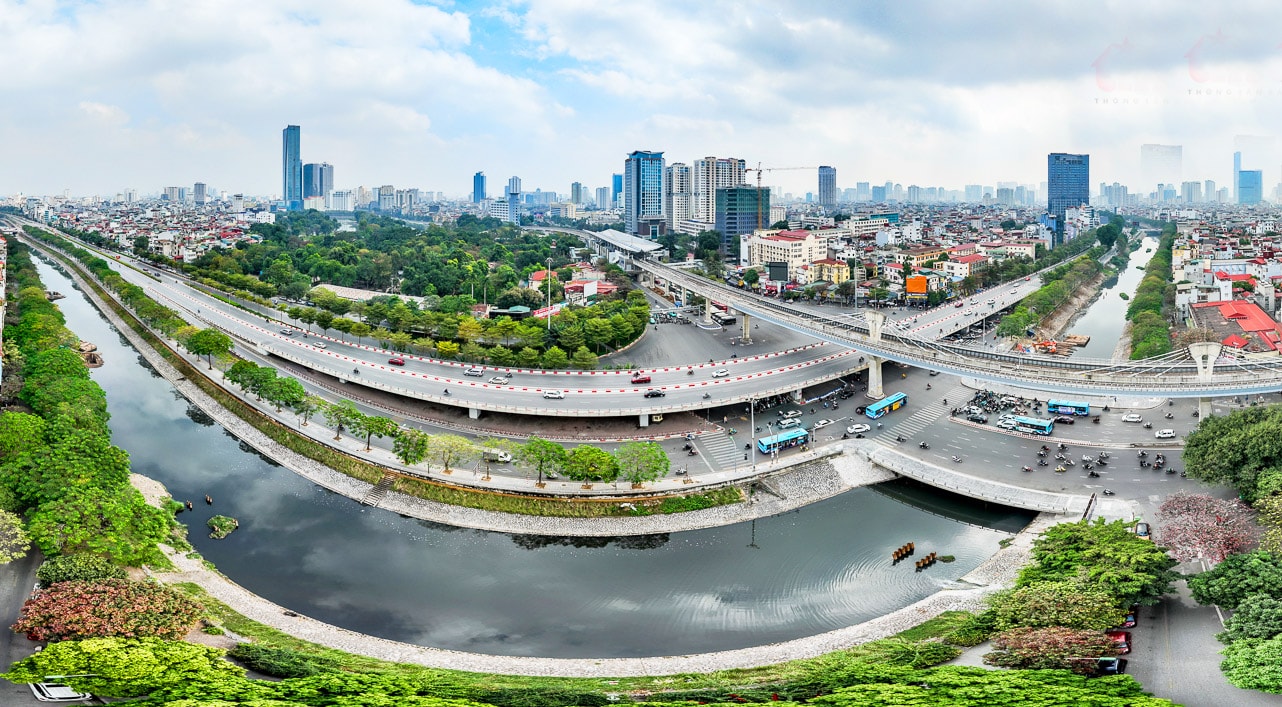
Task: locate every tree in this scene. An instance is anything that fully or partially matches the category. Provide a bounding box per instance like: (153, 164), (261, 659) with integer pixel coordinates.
(225, 360), (259, 389)
(184, 329), (233, 369)
(1156, 491), (1258, 562)
(615, 441), (669, 486)
(514, 436), (565, 484)
(0, 509), (30, 563)
(261, 377), (307, 413)
(358, 416), (400, 452)
(322, 400), (360, 440)
(427, 434), (475, 472)
(1183, 406), (1282, 502)
(984, 626), (1119, 673)
(26, 487), (172, 566)
(1219, 593), (1282, 644)
(36, 555), (126, 587)
(1221, 636), (1282, 693)
(12, 579), (203, 641)
(392, 428), (430, 467)
(1017, 518), (1178, 606)
(570, 345), (598, 369)
(292, 394), (322, 427)
(743, 268), (760, 287)
(541, 345), (568, 369)
(1189, 551), (1282, 610)
(989, 580), (1124, 631)
(0, 637), (244, 699)
(562, 445), (619, 482)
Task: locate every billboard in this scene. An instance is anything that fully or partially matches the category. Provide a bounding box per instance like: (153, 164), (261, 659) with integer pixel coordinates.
(905, 275), (928, 294)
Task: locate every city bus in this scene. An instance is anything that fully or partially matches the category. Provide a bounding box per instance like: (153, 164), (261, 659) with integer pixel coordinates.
(1013, 416), (1055, 435)
(757, 428), (810, 455)
(1047, 399), (1091, 416)
(711, 311), (737, 325)
(865, 391), (909, 419)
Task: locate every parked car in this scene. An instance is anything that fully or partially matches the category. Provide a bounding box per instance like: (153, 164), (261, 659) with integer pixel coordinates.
(542, 390), (565, 399)
(847, 423), (871, 434)
(489, 375), (510, 385)
(630, 374), (652, 384)
(29, 681), (93, 702)
(464, 367), (484, 377)
(1122, 413), (1143, 423)
(1105, 630), (1132, 654)
(387, 357), (405, 366)
(1134, 522), (1151, 539)
(1118, 604), (1140, 629)
(814, 418), (834, 429)
(712, 369), (730, 378)
(966, 414), (988, 424)
(1054, 415), (1075, 425)
(1092, 657), (1128, 676)
(643, 389), (666, 398)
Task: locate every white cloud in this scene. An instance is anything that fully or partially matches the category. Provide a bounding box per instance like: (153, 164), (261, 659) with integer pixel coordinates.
(77, 102), (130, 126)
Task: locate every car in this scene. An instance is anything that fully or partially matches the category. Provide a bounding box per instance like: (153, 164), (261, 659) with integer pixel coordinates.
(966, 414), (988, 424)
(1092, 657), (1128, 676)
(1134, 522), (1151, 539)
(777, 419), (802, 430)
(482, 449), (513, 463)
(488, 375), (510, 385)
(542, 390), (565, 399)
(1155, 428), (1176, 439)
(644, 389), (666, 398)
(986, 299), (995, 305)
(630, 374), (652, 384)
(1010, 289), (1018, 294)
(847, 423), (871, 434)
(313, 342), (327, 349)
(1122, 413), (1143, 423)
(279, 328), (295, 336)
(1054, 415), (1075, 424)
(928, 370), (940, 376)
(781, 410), (803, 419)
(838, 390), (854, 399)
(1105, 630), (1132, 654)
(996, 419), (1017, 429)
(464, 367), (484, 377)
(29, 681), (93, 702)
(712, 369), (730, 378)
(954, 301), (964, 308)
(814, 419), (834, 429)
(1025, 276), (1031, 281)
(387, 357), (405, 366)
(1118, 604), (1140, 628)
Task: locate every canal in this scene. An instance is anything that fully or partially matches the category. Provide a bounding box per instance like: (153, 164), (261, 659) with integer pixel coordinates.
(36, 256), (1033, 659)
(1064, 236), (1161, 358)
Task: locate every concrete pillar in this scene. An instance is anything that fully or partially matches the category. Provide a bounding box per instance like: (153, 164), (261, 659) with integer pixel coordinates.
(740, 313), (752, 344)
(704, 298), (714, 324)
(865, 311), (886, 341)
(468, 407), (481, 420)
(1188, 342), (1223, 382)
(791, 388), (804, 403)
(638, 413), (650, 428)
(866, 356), (885, 399)
(1198, 397), (1212, 420)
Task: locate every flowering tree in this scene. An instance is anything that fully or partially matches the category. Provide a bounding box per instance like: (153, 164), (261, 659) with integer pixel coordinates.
(984, 626), (1120, 673)
(12, 579), (203, 641)
(1157, 491), (1258, 562)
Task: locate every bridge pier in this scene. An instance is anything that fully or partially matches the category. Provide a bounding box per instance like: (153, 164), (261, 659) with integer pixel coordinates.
(1198, 397), (1212, 421)
(704, 298), (714, 324)
(638, 413), (650, 428)
(866, 356), (885, 399)
(865, 310), (886, 342)
(740, 313), (752, 344)
(468, 407), (481, 420)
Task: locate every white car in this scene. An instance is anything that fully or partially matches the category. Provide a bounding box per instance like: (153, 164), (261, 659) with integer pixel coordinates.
(846, 423), (871, 434)
(29, 681), (92, 702)
(464, 367), (484, 377)
(1122, 413), (1143, 423)
(1155, 429), (1176, 439)
(996, 419), (1018, 429)
(814, 419), (834, 429)
(542, 390), (565, 399)
(712, 369), (730, 378)
(313, 342), (327, 349)
(488, 375), (510, 385)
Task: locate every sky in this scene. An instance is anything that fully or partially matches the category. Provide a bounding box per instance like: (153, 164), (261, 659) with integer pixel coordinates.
(4, 0), (1282, 199)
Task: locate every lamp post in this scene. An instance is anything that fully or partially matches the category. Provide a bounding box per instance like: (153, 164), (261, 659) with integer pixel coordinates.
(545, 256), (552, 333)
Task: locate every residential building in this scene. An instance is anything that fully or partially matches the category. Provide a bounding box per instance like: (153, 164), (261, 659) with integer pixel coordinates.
(507, 176), (521, 196)
(595, 187), (609, 210)
(665, 162), (692, 231)
(1181, 181), (1202, 204)
(1047, 152), (1089, 245)
(330, 191), (353, 211)
(624, 150), (666, 236)
(818, 166), (836, 210)
(693, 156), (746, 224)
(193, 182), (207, 206)
(377, 185), (396, 211)
(747, 229), (832, 281)
(571, 182), (585, 204)
(472, 172), (486, 203)
(282, 125), (302, 210)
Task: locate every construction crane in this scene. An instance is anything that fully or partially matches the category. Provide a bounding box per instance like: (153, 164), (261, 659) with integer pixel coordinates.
(743, 163), (819, 230)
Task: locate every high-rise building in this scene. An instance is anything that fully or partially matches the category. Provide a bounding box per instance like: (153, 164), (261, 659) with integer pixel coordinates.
(855, 182), (871, 201)
(1140, 144), (1182, 194)
(163, 186), (180, 203)
(329, 191), (352, 211)
(377, 185), (396, 211)
(508, 176), (522, 196)
(964, 185), (983, 203)
(1047, 153), (1089, 244)
(611, 173), (623, 207)
(716, 186), (769, 248)
(664, 162), (692, 230)
(1181, 181), (1202, 203)
(693, 156), (746, 223)
(1239, 169), (1264, 205)
(817, 166), (836, 210)
(303, 163), (334, 204)
(231, 194), (244, 212)
(595, 186), (610, 210)
(571, 182), (584, 204)
(1204, 180), (1216, 202)
(624, 150), (666, 236)
(282, 125), (302, 210)
(472, 172), (486, 203)
(871, 185), (887, 202)
(193, 182), (207, 206)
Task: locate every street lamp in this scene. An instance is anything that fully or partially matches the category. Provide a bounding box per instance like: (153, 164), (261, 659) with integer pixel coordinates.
(546, 256), (553, 333)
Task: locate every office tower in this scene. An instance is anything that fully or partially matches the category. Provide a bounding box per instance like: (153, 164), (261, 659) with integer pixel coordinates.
(163, 186), (180, 202)
(303, 162), (334, 202)
(871, 185), (887, 201)
(818, 166), (836, 210)
(508, 176), (521, 196)
(473, 172), (486, 203)
(329, 190), (352, 211)
(1140, 144), (1182, 193)
(595, 186), (609, 210)
(855, 182), (870, 201)
(964, 185), (983, 203)
(624, 150), (666, 235)
(1181, 181), (1202, 203)
(571, 182), (584, 204)
(693, 156), (746, 223)
(1047, 153), (1089, 244)
(716, 186), (769, 250)
(1239, 170), (1264, 205)
(193, 182), (207, 206)
(282, 125), (302, 210)
(611, 173), (622, 206)
(664, 162), (692, 230)
(907, 185), (922, 203)
(995, 187), (1014, 206)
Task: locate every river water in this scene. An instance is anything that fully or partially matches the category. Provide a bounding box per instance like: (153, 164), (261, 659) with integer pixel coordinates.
(34, 256), (1032, 659)
(1065, 236), (1160, 358)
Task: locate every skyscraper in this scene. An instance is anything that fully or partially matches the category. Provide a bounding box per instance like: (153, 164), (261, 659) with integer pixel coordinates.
(472, 172), (486, 203)
(624, 150), (665, 236)
(282, 125), (302, 210)
(1047, 153), (1089, 244)
(715, 186), (769, 248)
(611, 173), (623, 208)
(508, 176), (521, 196)
(817, 166), (836, 210)
(693, 156), (746, 224)
(595, 186), (609, 210)
(193, 182), (207, 206)
(664, 163), (692, 230)
(1239, 169), (1264, 205)
(1140, 144), (1181, 193)
(571, 182), (585, 204)
(303, 163), (334, 202)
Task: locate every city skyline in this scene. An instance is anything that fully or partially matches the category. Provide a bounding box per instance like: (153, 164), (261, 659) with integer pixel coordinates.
(3, 2), (1282, 198)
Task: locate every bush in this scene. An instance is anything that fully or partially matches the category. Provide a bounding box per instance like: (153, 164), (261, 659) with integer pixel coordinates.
(228, 643), (339, 679)
(944, 610), (998, 647)
(13, 579), (203, 641)
(35, 554), (127, 587)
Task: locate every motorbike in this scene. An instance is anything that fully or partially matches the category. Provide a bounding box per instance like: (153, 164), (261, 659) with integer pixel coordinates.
(1169, 400), (1175, 406)
(1097, 459), (1108, 466)
(443, 389), (450, 396)
(951, 456), (963, 463)
(1064, 459), (1075, 466)
(1083, 462), (1094, 470)
(1058, 443), (1067, 451)
(687, 450), (698, 456)
(896, 435), (904, 442)
(1055, 465), (1067, 472)
(688, 369), (694, 376)
(842, 433), (849, 439)
(1166, 467), (1177, 474)
(919, 442), (930, 449)
(1137, 450), (1147, 457)
(1164, 412), (1174, 419)
(353, 368), (360, 375)
(1037, 451), (1047, 457)
(1102, 489), (1116, 496)
(1037, 460), (1048, 467)
(1092, 417), (1101, 424)
(1021, 465), (1033, 472)
(1088, 470), (1100, 478)
(703, 393), (711, 399)
(1040, 445), (1050, 451)
(926, 384), (932, 390)
(1143, 422), (1152, 429)
(1055, 453), (1067, 460)
(1140, 460), (1149, 468)
(1099, 452), (1110, 459)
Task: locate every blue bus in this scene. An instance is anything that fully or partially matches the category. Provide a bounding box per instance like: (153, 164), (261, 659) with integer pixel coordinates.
(1047, 399), (1090, 416)
(1013, 416), (1055, 435)
(865, 392), (909, 419)
(757, 428), (810, 455)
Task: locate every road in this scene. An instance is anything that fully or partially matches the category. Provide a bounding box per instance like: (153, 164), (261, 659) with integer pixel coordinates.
(0, 552), (85, 705)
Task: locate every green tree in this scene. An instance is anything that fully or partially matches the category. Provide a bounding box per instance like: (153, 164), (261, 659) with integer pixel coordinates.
(1189, 551), (1282, 610)
(358, 416), (400, 452)
(26, 487), (171, 566)
(261, 377), (307, 412)
(36, 555), (126, 587)
(322, 400), (360, 440)
(541, 345), (569, 369)
(1221, 636), (1282, 694)
(1220, 593), (1282, 644)
(393, 428), (430, 467)
(989, 580), (1124, 631)
(584, 317), (614, 353)
(514, 436), (565, 485)
(0, 509), (30, 563)
(516, 346), (541, 368)
(427, 434), (475, 472)
(562, 445), (619, 482)
(292, 394), (322, 427)
(570, 345), (598, 369)
(1018, 518), (1178, 606)
(615, 441), (669, 486)
(0, 637), (244, 699)
(1183, 406), (1282, 502)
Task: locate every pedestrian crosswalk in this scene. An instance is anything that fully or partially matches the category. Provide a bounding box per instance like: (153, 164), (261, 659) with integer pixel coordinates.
(699, 431), (746, 469)
(882, 383), (968, 446)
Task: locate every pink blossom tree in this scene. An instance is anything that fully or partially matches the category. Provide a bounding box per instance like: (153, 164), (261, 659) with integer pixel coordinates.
(1157, 491), (1258, 562)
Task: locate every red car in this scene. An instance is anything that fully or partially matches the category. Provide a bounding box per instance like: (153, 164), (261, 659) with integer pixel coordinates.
(1105, 630), (1132, 654)
(631, 374), (651, 384)
(388, 357), (405, 366)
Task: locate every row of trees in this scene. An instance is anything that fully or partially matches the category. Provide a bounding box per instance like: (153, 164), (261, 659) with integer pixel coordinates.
(1127, 222), (1177, 359)
(995, 250), (1106, 337)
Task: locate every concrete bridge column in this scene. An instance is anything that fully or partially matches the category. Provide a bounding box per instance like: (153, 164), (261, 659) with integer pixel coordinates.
(704, 298), (714, 324)
(740, 313), (752, 344)
(865, 311), (886, 341)
(638, 414), (650, 428)
(791, 389), (805, 403)
(1188, 342), (1223, 381)
(468, 407), (481, 420)
(1198, 397), (1212, 421)
(866, 356), (885, 400)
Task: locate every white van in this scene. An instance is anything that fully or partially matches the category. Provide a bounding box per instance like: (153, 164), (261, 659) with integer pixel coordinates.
(777, 419), (802, 430)
(482, 449), (513, 463)
(1155, 429), (1176, 439)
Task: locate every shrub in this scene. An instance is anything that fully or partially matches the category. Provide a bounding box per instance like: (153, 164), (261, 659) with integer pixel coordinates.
(984, 626), (1120, 674)
(944, 609), (998, 647)
(13, 579), (203, 641)
(35, 554), (127, 587)
(228, 643), (339, 679)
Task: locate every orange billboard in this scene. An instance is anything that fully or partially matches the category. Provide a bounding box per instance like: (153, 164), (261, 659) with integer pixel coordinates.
(905, 275), (928, 294)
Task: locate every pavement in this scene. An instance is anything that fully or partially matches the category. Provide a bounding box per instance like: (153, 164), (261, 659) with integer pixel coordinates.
(0, 552), (74, 706)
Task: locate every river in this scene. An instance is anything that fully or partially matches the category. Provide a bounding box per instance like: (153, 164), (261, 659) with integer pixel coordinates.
(1065, 236), (1161, 358)
(34, 256), (1033, 659)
